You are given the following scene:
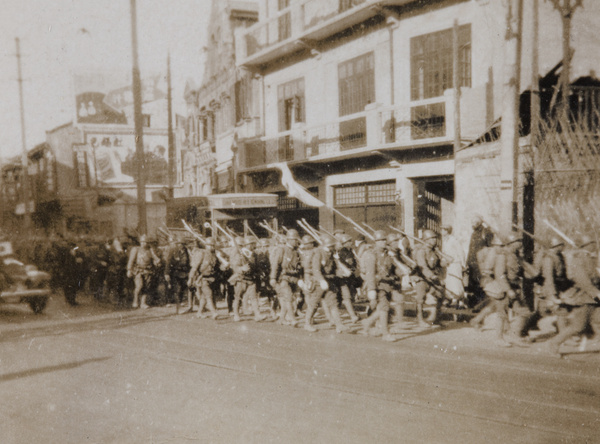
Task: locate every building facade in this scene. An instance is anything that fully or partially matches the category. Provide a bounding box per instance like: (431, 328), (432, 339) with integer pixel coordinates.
(232, 0), (600, 244)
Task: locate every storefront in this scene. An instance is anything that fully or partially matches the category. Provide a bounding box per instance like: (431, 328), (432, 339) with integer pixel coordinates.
(207, 193), (278, 237)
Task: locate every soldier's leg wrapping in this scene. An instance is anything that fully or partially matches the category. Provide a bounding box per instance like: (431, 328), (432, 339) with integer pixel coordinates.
(414, 281), (429, 325)
(377, 291), (391, 334)
(232, 282), (245, 321)
(546, 305), (594, 352)
(340, 284), (359, 322)
(132, 274), (144, 308)
(323, 288), (346, 332)
(204, 280), (218, 318)
(195, 282), (206, 317)
(277, 281), (296, 325)
(491, 298), (509, 340)
(247, 283), (265, 321)
(140, 275), (150, 308)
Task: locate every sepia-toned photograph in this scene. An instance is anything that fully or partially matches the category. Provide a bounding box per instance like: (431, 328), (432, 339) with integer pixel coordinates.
(1, 0), (599, 442)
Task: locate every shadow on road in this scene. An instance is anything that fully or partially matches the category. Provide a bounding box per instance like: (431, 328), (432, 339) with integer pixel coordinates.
(0, 356), (112, 383)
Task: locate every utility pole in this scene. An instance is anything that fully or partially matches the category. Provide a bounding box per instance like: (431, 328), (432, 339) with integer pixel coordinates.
(499, 0), (523, 235)
(130, 0), (147, 235)
(549, 0), (583, 119)
(167, 52), (175, 199)
(16, 38), (31, 233)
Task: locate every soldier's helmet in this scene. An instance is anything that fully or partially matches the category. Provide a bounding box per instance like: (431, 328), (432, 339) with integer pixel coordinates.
(373, 230), (387, 242)
(549, 237), (564, 249)
(321, 234), (336, 247)
(333, 229), (346, 240)
(339, 233), (353, 245)
(204, 237), (215, 246)
(386, 233), (399, 244)
(245, 237), (257, 246)
(491, 234), (504, 246)
(301, 234), (315, 245)
(286, 229), (300, 240)
(235, 237), (245, 246)
(259, 238), (270, 248)
(139, 234), (148, 243)
(505, 233), (522, 245)
(579, 235), (596, 248)
(422, 230), (437, 241)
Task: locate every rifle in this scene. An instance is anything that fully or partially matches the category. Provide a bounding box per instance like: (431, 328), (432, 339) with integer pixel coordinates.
(543, 219), (577, 248)
(512, 224), (552, 249)
(297, 219), (322, 244)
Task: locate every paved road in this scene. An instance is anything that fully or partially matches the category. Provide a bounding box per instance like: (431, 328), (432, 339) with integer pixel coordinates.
(1, 295), (599, 443)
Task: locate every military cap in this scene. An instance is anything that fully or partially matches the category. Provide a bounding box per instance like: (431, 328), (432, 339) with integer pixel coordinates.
(549, 237), (564, 249)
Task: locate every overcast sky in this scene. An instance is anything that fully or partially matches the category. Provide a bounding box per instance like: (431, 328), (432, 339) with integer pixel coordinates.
(0, 0), (211, 160)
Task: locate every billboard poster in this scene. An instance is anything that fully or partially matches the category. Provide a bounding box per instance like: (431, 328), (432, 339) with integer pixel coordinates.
(84, 132), (169, 186)
(73, 71), (166, 125)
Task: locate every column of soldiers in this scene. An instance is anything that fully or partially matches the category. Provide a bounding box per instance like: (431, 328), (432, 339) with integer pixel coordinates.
(14, 217), (599, 356)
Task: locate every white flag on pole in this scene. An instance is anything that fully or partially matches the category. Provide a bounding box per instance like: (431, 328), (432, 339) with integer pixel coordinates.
(273, 162), (324, 208)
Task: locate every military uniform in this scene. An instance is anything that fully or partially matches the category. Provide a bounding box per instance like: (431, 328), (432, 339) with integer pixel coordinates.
(336, 234), (360, 323)
(412, 230), (444, 326)
(544, 241), (600, 355)
(127, 236), (160, 309)
(188, 239), (220, 319)
(360, 231), (404, 341)
(312, 235), (348, 333)
(270, 229), (302, 326)
(229, 238), (265, 322)
(164, 239), (191, 313)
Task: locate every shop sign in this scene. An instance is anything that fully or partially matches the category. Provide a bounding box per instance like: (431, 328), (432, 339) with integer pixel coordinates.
(208, 194), (277, 209)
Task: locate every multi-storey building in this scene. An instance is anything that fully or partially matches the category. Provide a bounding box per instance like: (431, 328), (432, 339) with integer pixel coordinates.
(233, 0), (600, 242)
(183, 1), (260, 197)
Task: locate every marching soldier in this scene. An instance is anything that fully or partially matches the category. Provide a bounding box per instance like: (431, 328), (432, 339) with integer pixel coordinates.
(256, 238), (277, 318)
(541, 237), (600, 356)
(229, 237), (265, 322)
(270, 229), (302, 326)
(300, 235), (327, 331)
(164, 236), (191, 314)
(188, 238), (220, 320)
(360, 230), (405, 341)
(126, 234), (160, 309)
(412, 229), (445, 327)
(336, 233), (360, 323)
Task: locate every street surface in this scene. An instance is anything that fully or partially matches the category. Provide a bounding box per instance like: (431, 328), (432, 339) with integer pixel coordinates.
(0, 293), (599, 444)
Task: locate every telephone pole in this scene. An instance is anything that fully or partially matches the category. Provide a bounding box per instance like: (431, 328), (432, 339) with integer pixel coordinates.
(167, 52), (175, 198)
(499, 0), (523, 235)
(16, 37), (31, 233)
(130, 0), (147, 235)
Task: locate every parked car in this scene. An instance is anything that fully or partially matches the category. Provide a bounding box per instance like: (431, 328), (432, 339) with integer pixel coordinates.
(0, 240), (51, 314)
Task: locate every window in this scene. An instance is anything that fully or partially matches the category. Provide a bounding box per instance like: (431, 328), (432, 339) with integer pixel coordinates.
(411, 102), (446, 139)
(142, 114), (151, 127)
(278, 78), (305, 132)
(334, 181), (395, 206)
(410, 24), (471, 101)
(235, 77), (252, 122)
(278, 0), (291, 42)
(338, 52), (375, 116)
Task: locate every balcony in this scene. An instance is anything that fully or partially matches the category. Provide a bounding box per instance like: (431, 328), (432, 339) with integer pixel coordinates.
(237, 0), (417, 68)
(239, 96), (455, 171)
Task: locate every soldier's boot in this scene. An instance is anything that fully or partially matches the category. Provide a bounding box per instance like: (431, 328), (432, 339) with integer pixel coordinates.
(196, 297), (207, 318)
(232, 299), (241, 322)
(360, 310), (379, 335)
(416, 303), (429, 328)
(343, 299), (359, 323)
(330, 305), (348, 333)
(322, 301), (334, 327)
(132, 290), (140, 309)
(251, 298), (266, 322)
(205, 296), (218, 320)
(304, 303), (318, 332)
(283, 301), (297, 326)
(140, 294), (149, 309)
(379, 309), (395, 342)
